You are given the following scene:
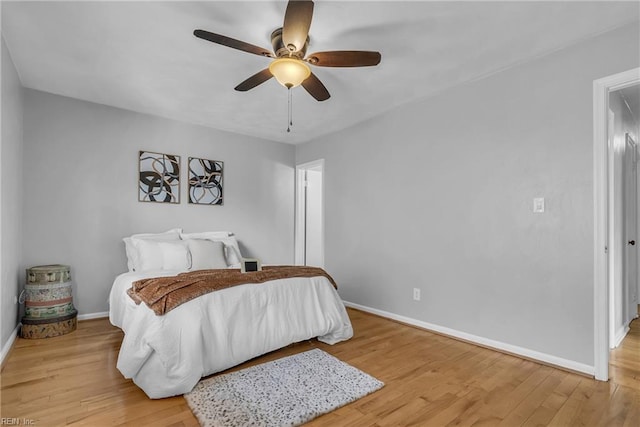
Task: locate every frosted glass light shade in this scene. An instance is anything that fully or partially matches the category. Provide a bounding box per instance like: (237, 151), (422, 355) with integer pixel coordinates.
(269, 58), (311, 88)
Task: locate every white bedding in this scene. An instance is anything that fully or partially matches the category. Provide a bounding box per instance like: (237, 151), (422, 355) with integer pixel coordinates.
(108, 269), (353, 398)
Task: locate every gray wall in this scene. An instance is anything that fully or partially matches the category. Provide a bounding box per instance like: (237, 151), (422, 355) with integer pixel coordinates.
(22, 90), (295, 316)
(1, 36), (24, 352)
(296, 23), (640, 366)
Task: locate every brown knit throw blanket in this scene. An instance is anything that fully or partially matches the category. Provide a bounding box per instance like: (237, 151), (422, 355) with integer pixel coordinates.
(127, 266), (338, 315)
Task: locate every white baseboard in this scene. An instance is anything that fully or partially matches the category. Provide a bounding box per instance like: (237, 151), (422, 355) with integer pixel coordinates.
(612, 325), (630, 349)
(77, 312), (109, 321)
(344, 301), (594, 377)
(1, 323), (21, 365)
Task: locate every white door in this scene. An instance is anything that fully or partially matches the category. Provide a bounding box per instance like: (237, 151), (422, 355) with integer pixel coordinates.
(624, 134), (638, 322)
(295, 160), (324, 267)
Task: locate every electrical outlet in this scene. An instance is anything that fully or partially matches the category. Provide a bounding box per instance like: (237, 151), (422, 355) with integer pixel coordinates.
(413, 288), (421, 301)
(13, 295), (17, 304)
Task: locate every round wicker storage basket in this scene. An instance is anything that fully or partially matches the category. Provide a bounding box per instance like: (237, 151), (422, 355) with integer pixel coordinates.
(21, 264), (77, 339)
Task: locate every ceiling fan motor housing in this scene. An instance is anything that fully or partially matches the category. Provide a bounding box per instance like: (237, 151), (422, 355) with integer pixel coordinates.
(271, 28), (308, 59)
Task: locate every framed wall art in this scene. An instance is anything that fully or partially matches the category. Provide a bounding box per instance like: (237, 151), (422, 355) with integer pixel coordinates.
(188, 157), (223, 205)
(138, 151), (180, 204)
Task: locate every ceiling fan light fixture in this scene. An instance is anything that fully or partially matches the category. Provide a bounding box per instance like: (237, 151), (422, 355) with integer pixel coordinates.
(269, 58), (311, 89)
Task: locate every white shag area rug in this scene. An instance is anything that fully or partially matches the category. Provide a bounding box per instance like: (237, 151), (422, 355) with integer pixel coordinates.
(184, 348), (384, 427)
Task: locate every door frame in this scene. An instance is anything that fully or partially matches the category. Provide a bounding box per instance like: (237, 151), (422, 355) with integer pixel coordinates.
(294, 159), (325, 267)
(593, 67), (640, 380)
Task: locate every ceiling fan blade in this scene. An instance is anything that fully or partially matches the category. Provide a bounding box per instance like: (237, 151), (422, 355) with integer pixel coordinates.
(282, 0), (314, 53)
(194, 29), (273, 58)
(301, 72), (330, 101)
(306, 51), (381, 67)
(234, 68), (273, 91)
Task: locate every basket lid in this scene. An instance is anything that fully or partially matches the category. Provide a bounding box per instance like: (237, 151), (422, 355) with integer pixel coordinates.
(28, 264), (70, 272)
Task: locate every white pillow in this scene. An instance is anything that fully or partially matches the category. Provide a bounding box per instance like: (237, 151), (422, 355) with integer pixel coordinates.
(135, 240), (164, 271)
(135, 240), (190, 271)
(180, 231), (243, 266)
(187, 240), (227, 270)
(159, 241), (191, 270)
(123, 228), (182, 271)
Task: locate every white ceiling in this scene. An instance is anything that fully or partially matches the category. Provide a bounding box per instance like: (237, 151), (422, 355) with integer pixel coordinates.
(3, 1), (639, 144)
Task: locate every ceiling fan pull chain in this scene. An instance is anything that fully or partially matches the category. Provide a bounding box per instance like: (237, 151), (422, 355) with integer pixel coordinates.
(287, 87), (292, 133)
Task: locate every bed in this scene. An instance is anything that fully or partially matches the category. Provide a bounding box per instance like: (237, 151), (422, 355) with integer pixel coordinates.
(108, 229), (353, 399)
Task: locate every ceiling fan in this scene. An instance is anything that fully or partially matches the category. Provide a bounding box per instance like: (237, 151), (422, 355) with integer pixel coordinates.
(193, 0), (381, 102)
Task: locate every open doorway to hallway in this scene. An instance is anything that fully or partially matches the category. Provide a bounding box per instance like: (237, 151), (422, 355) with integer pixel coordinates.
(609, 85), (640, 349)
(593, 68), (640, 381)
(295, 160), (324, 268)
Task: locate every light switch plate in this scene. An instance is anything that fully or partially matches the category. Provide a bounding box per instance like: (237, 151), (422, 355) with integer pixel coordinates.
(533, 197), (545, 213)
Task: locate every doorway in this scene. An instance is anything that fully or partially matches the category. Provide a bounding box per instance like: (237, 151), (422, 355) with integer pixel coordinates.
(609, 127), (639, 349)
(593, 68), (640, 380)
(295, 159), (324, 267)
(609, 88), (640, 350)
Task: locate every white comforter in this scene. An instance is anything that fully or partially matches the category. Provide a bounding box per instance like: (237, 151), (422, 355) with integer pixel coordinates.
(108, 269), (353, 398)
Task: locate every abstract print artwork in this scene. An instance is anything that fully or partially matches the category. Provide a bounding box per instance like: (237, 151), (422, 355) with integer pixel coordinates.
(188, 157), (223, 205)
(138, 151), (180, 203)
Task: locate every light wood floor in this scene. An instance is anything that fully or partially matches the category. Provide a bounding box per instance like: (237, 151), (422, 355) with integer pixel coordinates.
(1, 308), (639, 426)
